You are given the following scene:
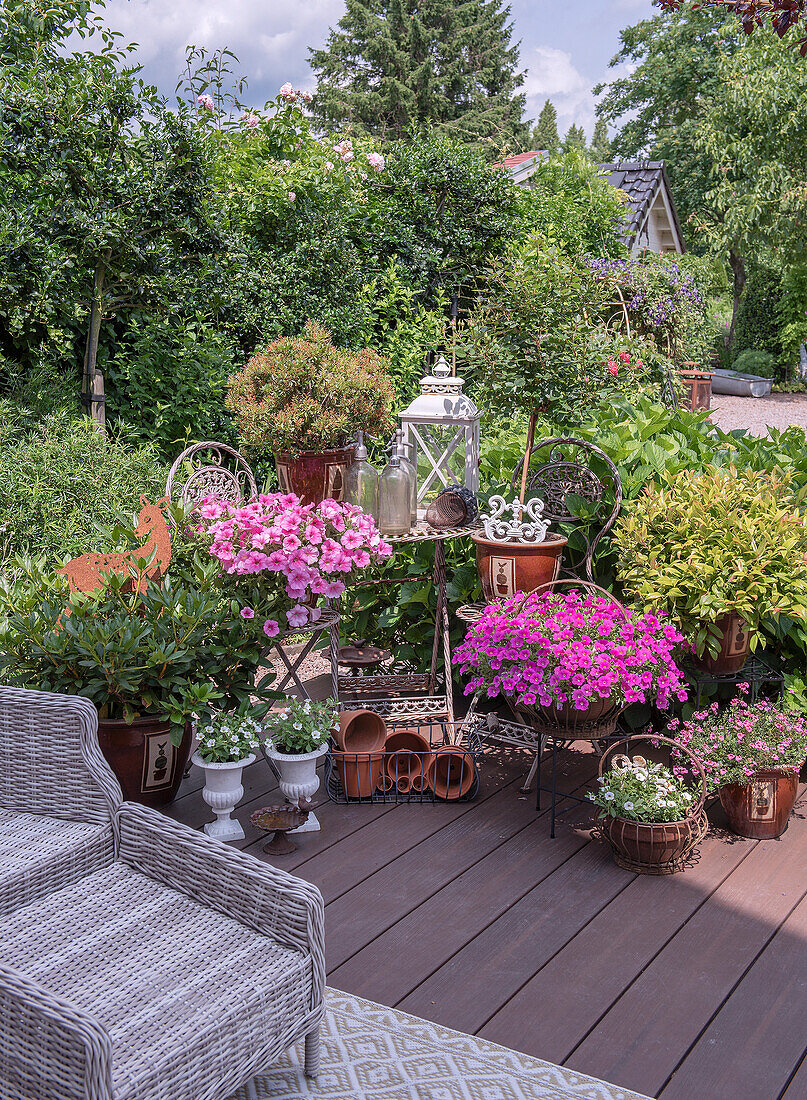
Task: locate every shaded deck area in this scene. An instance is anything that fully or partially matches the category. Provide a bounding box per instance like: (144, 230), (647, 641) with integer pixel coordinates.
(168, 743), (807, 1100)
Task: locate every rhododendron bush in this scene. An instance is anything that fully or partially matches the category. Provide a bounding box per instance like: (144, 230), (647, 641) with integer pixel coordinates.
(453, 589), (688, 712)
(199, 493), (392, 636)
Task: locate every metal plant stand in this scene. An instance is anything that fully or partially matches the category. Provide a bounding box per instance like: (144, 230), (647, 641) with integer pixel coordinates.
(684, 655), (784, 708)
(338, 523), (481, 737)
(263, 608), (341, 703)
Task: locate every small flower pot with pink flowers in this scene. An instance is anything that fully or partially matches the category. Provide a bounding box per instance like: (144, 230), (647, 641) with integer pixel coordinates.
(454, 586), (688, 737)
(197, 492), (392, 638)
(669, 688), (807, 839)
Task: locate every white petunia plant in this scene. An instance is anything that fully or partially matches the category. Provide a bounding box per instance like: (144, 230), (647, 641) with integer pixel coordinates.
(263, 697), (338, 755)
(587, 755), (696, 824)
(196, 711), (264, 764)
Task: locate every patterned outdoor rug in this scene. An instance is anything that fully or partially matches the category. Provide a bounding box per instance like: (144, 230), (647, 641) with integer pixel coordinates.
(232, 988), (651, 1100)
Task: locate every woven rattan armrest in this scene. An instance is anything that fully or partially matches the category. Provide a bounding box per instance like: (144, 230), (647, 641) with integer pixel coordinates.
(116, 802), (326, 1002)
(0, 961), (113, 1100)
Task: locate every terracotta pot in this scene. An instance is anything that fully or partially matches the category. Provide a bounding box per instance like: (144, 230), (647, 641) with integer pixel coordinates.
(333, 751), (385, 799)
(385, 749), (423, 793)
(98, 715), (192, 806)
(719, 769), (799, 839)
(605, 815), (699, 869)
(336, 710), (387, 754)
(426, 747), (476, 800)
(692, 612), (750, 675)
(275, 446), (354, 505)
(471, 533), (568, 601)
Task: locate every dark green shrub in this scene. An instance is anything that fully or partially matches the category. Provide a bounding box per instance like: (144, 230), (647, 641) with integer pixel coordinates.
(732, 264), (782, 361)
(0, 413), (167, 564)
(732, 349), (776, 378)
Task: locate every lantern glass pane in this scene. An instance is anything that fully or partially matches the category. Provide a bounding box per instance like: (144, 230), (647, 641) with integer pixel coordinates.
(411, 424), (468, 506)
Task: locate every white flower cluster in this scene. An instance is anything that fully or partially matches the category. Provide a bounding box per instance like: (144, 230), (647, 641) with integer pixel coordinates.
(588, 755), (695, 824)
(263, 697), (337, 755)
(197, 713), (265, 764)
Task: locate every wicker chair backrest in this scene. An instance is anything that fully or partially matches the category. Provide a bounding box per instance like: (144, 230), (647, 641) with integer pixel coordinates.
(0, 687), (122, 825)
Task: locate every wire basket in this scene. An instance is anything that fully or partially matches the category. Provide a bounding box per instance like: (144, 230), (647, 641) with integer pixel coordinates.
(326, 717), (482, 804)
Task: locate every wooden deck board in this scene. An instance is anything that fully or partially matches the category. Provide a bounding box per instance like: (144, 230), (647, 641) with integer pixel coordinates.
(167, 748), (807, 1099)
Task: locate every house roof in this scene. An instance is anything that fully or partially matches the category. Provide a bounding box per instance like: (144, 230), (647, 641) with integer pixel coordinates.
(493, 152), (685, 251)
(599, 161), (685, 251)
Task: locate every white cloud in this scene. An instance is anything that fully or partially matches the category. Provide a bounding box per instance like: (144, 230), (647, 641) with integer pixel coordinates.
(101, 0), (343, 104)
(523, 46), (595, 139)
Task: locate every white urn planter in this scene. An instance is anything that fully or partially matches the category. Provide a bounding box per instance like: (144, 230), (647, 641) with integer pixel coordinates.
(192, 752), (256, 842)
(263, 741), (329, 833)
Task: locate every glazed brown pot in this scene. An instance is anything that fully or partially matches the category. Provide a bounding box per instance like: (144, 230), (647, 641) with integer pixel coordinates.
(275, 446), (354, 505)
(605, 815), (699, 869)
(692, 612), (751, 675)
(471, 533), (567, 601)
(97, 715), (192, 806)
(719, 769), (799, 839)
(336, 710), (387, 754)
(333, 751), (384, 799)
(426, 747), (476, 800)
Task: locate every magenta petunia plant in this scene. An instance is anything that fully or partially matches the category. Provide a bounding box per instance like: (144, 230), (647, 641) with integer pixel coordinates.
(667, 687), (807, 789)
(453, 589), (688, 712)
(198, 493), (392, 636)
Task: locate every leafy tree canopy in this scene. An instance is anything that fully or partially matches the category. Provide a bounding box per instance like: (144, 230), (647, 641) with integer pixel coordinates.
(309, 0), (528, 152)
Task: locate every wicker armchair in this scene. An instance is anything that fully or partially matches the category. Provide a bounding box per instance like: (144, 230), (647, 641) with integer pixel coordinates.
(0, 686), (122, 916)
(0, 801), (325, 1100)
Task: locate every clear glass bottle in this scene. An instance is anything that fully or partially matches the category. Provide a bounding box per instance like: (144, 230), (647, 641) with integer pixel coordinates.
(344, 432), (379, 520)
(378, 454), (412, 536)
(395, 431), (418, 526)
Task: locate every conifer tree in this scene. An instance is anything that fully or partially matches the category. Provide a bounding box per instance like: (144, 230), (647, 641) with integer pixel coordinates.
(309, 0), (528, 150)
(589, 116), (613, 162)
(530, 98), (559, 153)
(562, 123), (587, 153)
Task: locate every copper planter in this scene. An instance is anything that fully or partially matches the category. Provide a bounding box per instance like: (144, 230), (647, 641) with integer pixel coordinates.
(471, 533), (568, 601)
(719, 769), (799, 839)
(692, 611), (750, 675)
(275, 446), (354, 505)
(97, 715), (192, 806)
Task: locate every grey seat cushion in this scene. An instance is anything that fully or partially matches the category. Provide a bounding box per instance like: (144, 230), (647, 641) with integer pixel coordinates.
(0, 862), (312, 1100)
(0, 809), (113, 915)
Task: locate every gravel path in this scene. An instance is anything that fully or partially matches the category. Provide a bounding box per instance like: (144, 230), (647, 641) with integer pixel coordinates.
(709, 393), (807, 437)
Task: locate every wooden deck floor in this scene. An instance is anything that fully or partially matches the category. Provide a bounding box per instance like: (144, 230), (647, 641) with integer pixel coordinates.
(167, 743), (807, 1100)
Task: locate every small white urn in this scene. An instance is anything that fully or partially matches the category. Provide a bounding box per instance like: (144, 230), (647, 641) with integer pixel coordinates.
(192, 752), (256, 842)
(263, 742), (329, 833)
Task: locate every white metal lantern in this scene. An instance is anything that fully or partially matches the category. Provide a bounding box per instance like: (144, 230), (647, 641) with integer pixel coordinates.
(400, 354), (480, 518)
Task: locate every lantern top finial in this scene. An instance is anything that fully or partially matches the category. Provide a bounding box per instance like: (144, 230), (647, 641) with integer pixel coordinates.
(433, 354), (450, 378)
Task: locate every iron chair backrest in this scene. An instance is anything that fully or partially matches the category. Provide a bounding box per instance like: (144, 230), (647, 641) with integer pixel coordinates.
(0, 686), (122, 826)
(166, 441), (258, 509)
(509, 437), (623, 583)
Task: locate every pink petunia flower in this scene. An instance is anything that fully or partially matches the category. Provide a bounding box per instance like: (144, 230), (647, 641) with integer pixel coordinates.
(240, 607), (255, 619)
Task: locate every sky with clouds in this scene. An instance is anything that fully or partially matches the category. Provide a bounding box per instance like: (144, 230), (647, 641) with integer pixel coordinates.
(101, 0), (654, 139)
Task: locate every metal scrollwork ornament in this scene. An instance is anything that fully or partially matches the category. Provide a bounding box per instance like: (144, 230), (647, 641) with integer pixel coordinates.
(480, 495), (550, 544)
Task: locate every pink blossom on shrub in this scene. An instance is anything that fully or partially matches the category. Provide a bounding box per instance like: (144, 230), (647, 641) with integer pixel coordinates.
(453, 589), (688, 712)
(367, 152), (385, 172)
(279, 82), (296, 101)
(240, 607), (255, 619)
(197, 94), (214, 111)
(263, 619), (280, 638)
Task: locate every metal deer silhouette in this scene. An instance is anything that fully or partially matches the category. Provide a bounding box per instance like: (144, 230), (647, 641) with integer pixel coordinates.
(57, 496), (172, 594)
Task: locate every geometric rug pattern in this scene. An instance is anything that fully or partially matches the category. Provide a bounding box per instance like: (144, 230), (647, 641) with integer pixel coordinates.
(231, 988), (652, 1100)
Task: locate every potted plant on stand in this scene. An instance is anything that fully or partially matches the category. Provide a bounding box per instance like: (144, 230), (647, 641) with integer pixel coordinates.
(669, 688), (807, 838)
(615, 467), (807, 673)
(0, 518), (277, 806)
(453, 587), (688, 736)
(262, 698), (337, 832)
(226, 320), (397, 504)
(192, 710), (264, 841)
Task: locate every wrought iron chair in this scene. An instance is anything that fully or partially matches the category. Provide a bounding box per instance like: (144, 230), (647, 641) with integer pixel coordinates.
(166, 440), (258, 508)
(0, 686), (122, 916)
(509, 436), (622, 584)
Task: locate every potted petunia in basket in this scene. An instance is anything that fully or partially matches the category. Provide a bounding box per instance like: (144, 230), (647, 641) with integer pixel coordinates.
(192, 710), (264, 842)
(669, 687), (807, 839)
(198, 492), (392, 636)
(262, 698), (338, 832)
(453, 587), (689, 736)
(588, 736), (708, 873)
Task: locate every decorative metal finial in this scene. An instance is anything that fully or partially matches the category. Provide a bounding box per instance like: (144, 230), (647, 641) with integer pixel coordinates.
(433, 354), (450, 378)
(480, 495), (550, 543)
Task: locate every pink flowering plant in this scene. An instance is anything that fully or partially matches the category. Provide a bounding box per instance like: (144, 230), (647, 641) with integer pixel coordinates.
(453, 589), (688, 712)
(668, 687), (807, 789)
(199, 492), (392, 636)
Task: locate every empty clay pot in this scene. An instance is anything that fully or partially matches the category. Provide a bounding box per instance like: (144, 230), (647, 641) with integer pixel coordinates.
(426, 747), (476, 800)
(334, 751), (385, 799)
(385, 749), (423, 792)
(337, 710), (387, 753)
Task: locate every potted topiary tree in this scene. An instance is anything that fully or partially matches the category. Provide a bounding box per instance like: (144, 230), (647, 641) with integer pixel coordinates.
(614, 466), (807, 673)
(226, 320), (397, 504)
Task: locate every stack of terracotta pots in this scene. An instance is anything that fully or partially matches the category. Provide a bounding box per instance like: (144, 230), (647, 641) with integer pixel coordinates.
(332, 711), (476, 800)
